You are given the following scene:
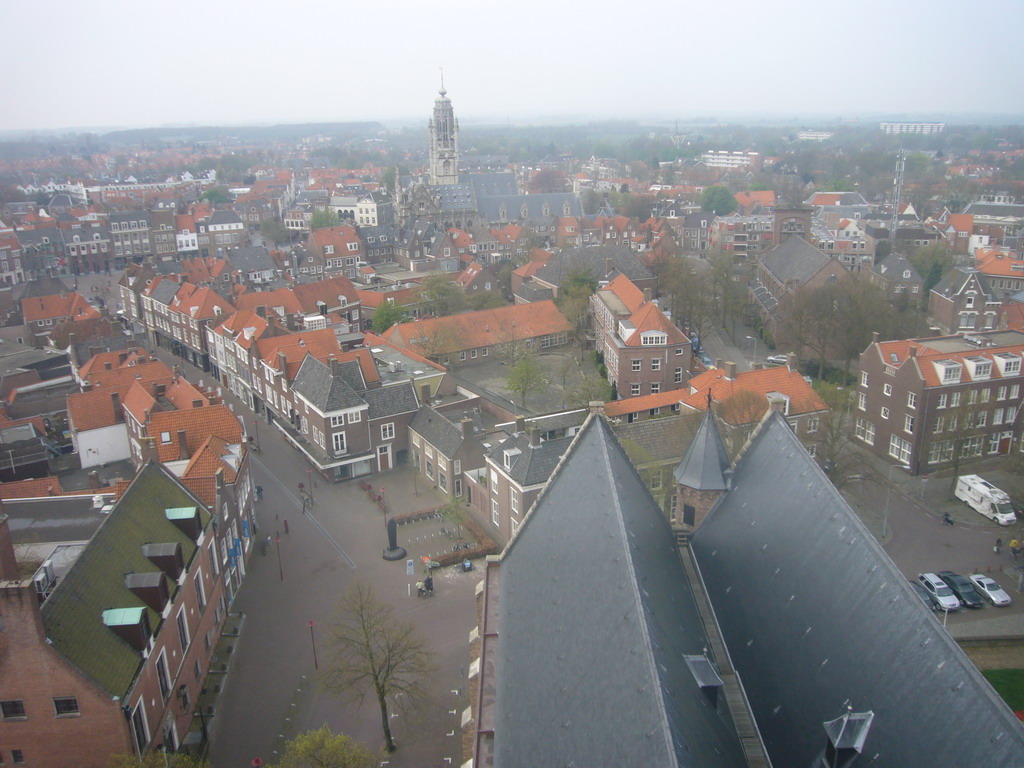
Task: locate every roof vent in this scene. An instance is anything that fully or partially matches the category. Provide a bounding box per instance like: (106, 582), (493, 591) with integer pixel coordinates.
(822, 709), (875, 768)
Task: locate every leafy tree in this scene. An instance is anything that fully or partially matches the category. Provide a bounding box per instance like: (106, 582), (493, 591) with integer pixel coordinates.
(528, 168), (567, 193)
(700, 186), (738, 215)
(272, 725), (379, 768)
(810, 383), (862, 489)
(505, 356), (546, 407)
(908, 243), (955, 292)
(311, 209), (341, 230)
(322, 581), (436, 753)
(465, 291), (507, 311)
(200, 188), (230, 205)
(416, 273), (464, 317)
(567, 374), (611, 408)
(371, 301), (407, 334)
(260, 219), (291, 246)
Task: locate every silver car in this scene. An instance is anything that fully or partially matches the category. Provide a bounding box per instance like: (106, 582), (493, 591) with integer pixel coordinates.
(917, 572), (961, 611)
(969, 574), (1012, 606)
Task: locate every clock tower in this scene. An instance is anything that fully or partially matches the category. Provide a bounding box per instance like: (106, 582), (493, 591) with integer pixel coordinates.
(428, 83), (459, 186)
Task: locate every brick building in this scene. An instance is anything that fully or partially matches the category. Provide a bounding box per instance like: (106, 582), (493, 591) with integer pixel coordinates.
(856, 329), (1024, 474)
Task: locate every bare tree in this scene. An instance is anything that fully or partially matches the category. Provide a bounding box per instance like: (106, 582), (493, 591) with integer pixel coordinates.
(322, 580), (436, 753)
(412, 324), (463, 364)
(717, 390), (769, 456)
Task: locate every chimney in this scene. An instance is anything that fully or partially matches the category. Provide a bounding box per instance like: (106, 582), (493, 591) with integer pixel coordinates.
(871, 331), (880, 345)
(643, 288), (652, 303)
(714, 358), (723, 369)
(514, 416), (526, 434)
(752, 362), (763, 370)
(909, 346), (917, 358)
(0, 514), (20, 581)
(529, 428), (541, 447)
(787, 353), (798, 369)
(605, 256), (613, 276)
(724, 361), (737, 380)
(111, 392), (123, 422)
(588, 400), (605, 415)
(87, 470), (101, 490)
(420, 384), (431, 405)
(177, 429), (189, 461)
(141, 436), (158, 463)
(768, 395), (786, 414)
(460, 418), (474, 439)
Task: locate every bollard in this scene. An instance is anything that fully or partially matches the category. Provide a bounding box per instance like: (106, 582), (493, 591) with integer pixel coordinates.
(284, 519), (289, 534)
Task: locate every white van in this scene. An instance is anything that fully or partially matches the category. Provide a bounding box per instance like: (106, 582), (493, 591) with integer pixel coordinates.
(954, 475), (1016, 526)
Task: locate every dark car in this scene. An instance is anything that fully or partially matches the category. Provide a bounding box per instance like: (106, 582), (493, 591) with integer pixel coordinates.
(938, 570), (984, 609)
(909, 579), (938, 610)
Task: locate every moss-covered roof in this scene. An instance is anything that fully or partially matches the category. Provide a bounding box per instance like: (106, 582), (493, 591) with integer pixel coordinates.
(41, 462), (209, 698)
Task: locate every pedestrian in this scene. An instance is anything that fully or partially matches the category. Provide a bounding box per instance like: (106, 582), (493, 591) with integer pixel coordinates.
(995, 537), (1003, 554)
(424, 575), (433, 594)
(256, 484), (264, 501)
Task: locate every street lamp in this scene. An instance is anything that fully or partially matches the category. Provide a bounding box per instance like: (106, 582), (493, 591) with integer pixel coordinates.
(882, 463), (912, 538)
(308, 620), (318, 670)
(746, 334), (757, 364)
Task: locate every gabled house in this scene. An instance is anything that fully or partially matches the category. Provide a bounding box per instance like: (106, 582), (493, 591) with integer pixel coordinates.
(454, 261), (498, 295)
(929, 267), (1003, 334)
(409, 404), (487, 499)
(288, 350), (420, 480)
(870, 253), (925, 305)
(306, 225), (365, 278)
(591, 274), (691, 398)
(21, 292), (100, 346)
(196, 210), (245, 258)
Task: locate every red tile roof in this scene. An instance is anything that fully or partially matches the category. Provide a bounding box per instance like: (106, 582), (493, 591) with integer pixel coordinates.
(604, 389), (687, 417)
(255, 328), (341, 377)
(682, 366), (827, 423)
(382, 301), (572, 355)
(22, 292), (100, 323)
(147, 404), (243, 463)
(876, 337), (1024, 387)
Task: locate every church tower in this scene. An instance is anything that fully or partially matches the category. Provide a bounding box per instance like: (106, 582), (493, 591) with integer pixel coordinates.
(428, 82), (459, 186)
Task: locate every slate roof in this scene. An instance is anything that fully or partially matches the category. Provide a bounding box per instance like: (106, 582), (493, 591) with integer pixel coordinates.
(40, 462), (209, 698)
(691, 411), (1024, 766)
(487, 433), (572, 487)
(491, 416), (746, 767)
(759, 235), (830, 285)
(612, 413), (699, 464)
(410, 406), (466, 457)
(672, 408), (729, 489)
(871, 252), (923, 283)
(227, 245), (275, 274)
(363, 381), (419, 421)
(533, 245), (653, 288)
(291, 356), (364, 412)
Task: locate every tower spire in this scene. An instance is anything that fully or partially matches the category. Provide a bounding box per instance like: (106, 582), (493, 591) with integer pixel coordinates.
(439, 67), (446, 96)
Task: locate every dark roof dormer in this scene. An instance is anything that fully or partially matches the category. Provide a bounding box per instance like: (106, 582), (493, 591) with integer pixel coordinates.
(164, 506), (201, 541)
(142, 542), (184, 581)
(102, 607), (152, 653)
(124, 571), (169, 613)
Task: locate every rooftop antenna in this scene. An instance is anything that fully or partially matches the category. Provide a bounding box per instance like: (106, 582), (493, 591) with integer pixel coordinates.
(890, 148), (905, 239)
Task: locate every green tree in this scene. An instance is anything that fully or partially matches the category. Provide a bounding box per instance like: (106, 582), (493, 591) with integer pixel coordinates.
(371, 301), (407, 334)
(438, 496), (467, 539)
(272, 725), (379, 768)
(465, 291), (507, 311)
(260, 219), (291, 246)
(556, 279), (594, 350)
(908, 243), (955, 292)
(311, 209), (341, 230)
(322, 581), (436, 753)
(200, 187), (230, 205)
(416, 273), (464, 317)
(505, 356), (546, 407)
(700, 186), (738, 215)
(567, 374), (611, 408)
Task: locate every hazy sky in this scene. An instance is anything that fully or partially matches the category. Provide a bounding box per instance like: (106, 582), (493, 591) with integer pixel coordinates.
(3, 0), (1023, 133)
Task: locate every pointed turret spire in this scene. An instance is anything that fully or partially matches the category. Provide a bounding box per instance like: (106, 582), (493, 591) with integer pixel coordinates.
(673, 399), (729, 491)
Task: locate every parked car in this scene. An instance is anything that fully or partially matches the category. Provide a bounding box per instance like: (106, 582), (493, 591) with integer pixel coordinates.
(917, 572), (961, 611)
(938, 571), (984, 608)
(909, 579), (938, 610)
(969, 574), (1012, 606)
(766, 354), (789, 365)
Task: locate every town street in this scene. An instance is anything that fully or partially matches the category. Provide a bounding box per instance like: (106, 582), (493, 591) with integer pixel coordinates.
(154, 349), (480, 767)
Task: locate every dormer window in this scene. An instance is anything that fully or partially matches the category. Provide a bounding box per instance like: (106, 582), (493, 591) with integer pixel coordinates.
(934, 360), (962, 384)
(640, 332), (667, 346)
(503, 447), (521, 469)
(965, 356), (992, 380)
(991, 352), (1021, 377)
